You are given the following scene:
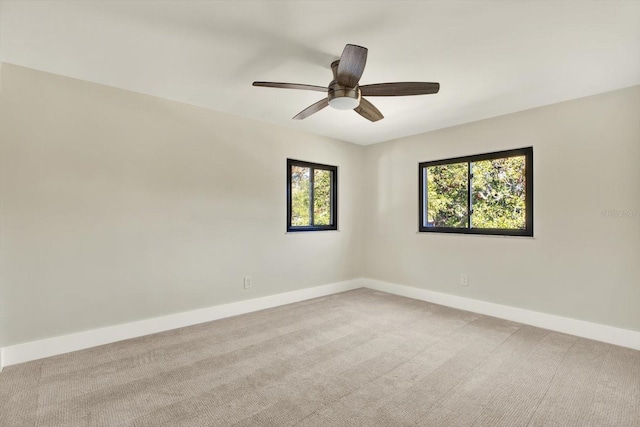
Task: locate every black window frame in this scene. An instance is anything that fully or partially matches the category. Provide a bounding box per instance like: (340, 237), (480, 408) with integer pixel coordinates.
(287, 159), (338, 232)
(419, 147), (533, 237)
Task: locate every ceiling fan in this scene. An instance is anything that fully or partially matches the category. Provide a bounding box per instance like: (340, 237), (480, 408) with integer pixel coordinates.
(253, 44), (440, 122)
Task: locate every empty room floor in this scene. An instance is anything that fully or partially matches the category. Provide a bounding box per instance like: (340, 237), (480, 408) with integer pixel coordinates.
(1, 289), (638, 426)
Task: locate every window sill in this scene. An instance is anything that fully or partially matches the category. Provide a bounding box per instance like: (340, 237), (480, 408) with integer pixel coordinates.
(416, 231), (534, 239)
(286, 229), (341, 234)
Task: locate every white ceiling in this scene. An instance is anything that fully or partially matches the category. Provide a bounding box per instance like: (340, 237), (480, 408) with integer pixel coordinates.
(1, 1), (639, 145)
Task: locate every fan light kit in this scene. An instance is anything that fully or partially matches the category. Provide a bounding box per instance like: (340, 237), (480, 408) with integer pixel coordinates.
(253, 44), (440, 122)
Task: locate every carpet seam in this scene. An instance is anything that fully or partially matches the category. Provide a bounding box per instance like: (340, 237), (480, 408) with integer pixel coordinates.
(523, 336), (580, 427)
(412, 323), (526, 425)
(290, 313), (484, 426)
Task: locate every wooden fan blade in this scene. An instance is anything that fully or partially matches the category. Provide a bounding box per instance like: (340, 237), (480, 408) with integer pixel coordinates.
(253, 82), (328, 93)
(354, 98), (383, 122)
(336, 44), (368, 88)
(360, 82), (440, 96)
(293, 98), (329, 120)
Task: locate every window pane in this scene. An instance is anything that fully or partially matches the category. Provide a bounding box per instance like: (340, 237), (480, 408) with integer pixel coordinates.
(471, 156), (526, 229)
(313, 169), (333, 226)
(426, 163), (468, 228)
(291, 166), (310, 226)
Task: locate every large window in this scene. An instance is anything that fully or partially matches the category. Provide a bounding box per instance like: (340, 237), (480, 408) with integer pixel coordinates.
(287, 159), (337, 232)
(419, 147), (533, 236)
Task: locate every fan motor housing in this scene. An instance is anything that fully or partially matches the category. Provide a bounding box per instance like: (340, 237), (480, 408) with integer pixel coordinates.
(328, 81), (361, 110)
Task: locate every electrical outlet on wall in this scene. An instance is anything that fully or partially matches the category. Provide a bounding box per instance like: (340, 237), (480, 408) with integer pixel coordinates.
(244, 276), (252, 289)
(460, 273), (469, 287)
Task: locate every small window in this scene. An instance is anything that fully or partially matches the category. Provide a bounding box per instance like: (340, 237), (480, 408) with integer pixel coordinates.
(419, 147), (533, 236)
(287, 159), (337, 232)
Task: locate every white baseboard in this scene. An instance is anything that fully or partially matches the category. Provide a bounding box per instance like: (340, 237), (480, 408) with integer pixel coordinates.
(2, 277), (637, 368)
(0, 279), (363, 368)
(363, 278), (640, 351)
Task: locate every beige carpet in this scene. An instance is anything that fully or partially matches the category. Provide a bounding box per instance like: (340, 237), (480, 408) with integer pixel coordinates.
(0, 288), (638, 426)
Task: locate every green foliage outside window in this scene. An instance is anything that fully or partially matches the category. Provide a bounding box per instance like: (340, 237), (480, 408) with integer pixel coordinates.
(289, 161), (335, 229)
(313, 169), (332, 225)
(426, 163), (468, 227)
(291, 166), (310, 226)
(472, 157), (526, 229)
(425, 154), (527, 230)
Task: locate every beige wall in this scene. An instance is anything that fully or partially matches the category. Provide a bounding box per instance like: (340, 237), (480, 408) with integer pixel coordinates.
(0, 58), (4, 354)
(0, 64), (364, 346)
(363, 86), (640, 331)
(1, 64), (638, 348)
